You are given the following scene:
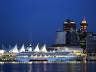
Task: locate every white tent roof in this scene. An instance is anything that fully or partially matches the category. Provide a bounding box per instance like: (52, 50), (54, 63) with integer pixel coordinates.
(9, 44), (19, 53)
(34, 44), (40, 52)
(19, 44), (25, 52)
(0, 50), (5, 54)
(29, 44), (32, 47)
(40, 44), (47, 52)
(27, 47), (32, 52)
(27, 44), (32, 52)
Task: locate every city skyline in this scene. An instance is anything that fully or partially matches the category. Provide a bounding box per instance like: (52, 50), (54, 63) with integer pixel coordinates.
(0, 0), (96, 46)
(0, 17), (95, 47)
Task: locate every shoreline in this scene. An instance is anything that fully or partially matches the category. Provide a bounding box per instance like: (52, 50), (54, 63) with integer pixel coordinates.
(0, 61), (96, 64)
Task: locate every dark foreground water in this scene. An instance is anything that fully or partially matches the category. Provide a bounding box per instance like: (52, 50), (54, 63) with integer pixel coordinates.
(0, 62), (96, 72)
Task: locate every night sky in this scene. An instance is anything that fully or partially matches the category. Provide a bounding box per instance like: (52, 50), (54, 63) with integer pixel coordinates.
(0, 0), (96, 47)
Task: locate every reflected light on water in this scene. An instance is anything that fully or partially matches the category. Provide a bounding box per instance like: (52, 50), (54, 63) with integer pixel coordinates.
(28, 64), (32, 72)
(0, 61), (96, 72)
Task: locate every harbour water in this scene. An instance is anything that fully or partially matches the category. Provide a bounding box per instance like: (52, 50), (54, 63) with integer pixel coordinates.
(0, 62), (95, 72)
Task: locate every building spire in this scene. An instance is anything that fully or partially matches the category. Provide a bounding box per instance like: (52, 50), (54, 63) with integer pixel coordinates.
(81, 16), (87, 32)
(82, 16), (87, 23)
(83, 16), (86, 20)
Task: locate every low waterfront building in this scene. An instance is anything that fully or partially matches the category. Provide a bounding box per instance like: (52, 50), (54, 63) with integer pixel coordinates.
(86, 33), (96, 56)
(48, 46), (84, 56)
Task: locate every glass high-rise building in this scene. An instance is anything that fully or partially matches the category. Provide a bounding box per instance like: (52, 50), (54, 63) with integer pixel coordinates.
(63, 19), (76, 31)
(81, 17), (88, 32)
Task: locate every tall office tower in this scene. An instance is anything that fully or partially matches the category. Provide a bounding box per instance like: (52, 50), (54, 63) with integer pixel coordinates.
(63, 19), (76, 31)
(63, 19), (79, 46)
(79, 17), (88, 50)
(81, 17), (88, 32)
(66, 28), (79, 46)
(56, 31), (67, 45)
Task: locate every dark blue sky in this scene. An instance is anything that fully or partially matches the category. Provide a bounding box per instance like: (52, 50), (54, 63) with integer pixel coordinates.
(0, 0), (96, 46)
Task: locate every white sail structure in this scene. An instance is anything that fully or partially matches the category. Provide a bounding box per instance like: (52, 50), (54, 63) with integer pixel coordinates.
(19, 44), (25, 52)
(0, 50), (5, 54)
(27, 47), (32, 52)
(34, 44), (40, 52)
(9, 44), (19, 53)
(40, 44), (47, 52)
(27, 44), (32, 52)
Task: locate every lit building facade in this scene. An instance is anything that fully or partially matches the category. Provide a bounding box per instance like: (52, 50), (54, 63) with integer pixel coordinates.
(66, 30), (79, 46)
(56, 31), (67, 45)
(81, 17), (88, 32)
(86, 33), (96, 56)
(63, 19), (76, 32)
(55, 19), (79, 46)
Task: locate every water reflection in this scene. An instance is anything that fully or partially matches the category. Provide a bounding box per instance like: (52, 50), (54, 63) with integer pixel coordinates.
(28, 64), (32, 72)
(0, 62), (96, 72)
(0, 64), (3, 72)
